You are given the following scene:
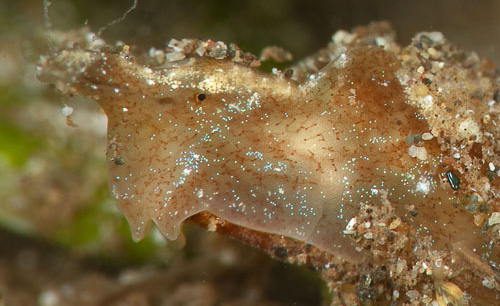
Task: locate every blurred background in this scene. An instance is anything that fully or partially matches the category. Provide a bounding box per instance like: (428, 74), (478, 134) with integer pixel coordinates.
(40, 0), (500, 64)
(0, 0), (499, 305)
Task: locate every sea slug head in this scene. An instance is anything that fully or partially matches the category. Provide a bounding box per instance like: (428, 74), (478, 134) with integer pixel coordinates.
(103, 58), (306, 243)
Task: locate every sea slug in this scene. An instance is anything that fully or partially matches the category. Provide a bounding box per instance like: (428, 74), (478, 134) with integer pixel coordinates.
(38, 22), (500, 305)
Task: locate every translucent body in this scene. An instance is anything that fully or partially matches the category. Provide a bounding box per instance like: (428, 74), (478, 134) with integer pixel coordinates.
(39, 45), (488, 262)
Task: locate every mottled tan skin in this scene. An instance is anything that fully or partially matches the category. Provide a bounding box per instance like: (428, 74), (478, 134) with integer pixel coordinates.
(38, 26), (500, 305)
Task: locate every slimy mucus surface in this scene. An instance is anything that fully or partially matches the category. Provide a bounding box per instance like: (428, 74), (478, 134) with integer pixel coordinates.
(37, 31), (497, 264)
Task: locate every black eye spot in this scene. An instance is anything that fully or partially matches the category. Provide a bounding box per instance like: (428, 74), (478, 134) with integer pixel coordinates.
(197, 93), (206, 101)
(113, 157), (125, 165)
